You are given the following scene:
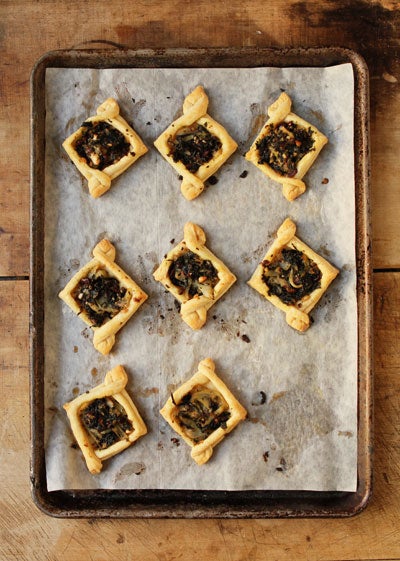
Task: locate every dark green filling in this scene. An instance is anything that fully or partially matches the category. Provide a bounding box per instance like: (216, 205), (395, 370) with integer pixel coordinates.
(175, 385), (231, 443)
(168, 250), (219, 298)
(262, 247), (322, 305)
(75, 121), (132, 170)
(168, 123), (222, 173)
(73, 269), (130, 327)
(256, 121), (315, 177)
(80, 397), (133, 450)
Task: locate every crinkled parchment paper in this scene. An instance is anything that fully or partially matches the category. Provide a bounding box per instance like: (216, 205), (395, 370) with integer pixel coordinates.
(44, 64), (357, 492)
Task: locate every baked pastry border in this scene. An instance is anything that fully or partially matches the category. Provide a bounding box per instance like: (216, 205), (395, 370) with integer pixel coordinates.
(63, 365), (148, 474)
(153, 222), (237, 329)
(160, 358), (247, 465)
(248, 218), (339, 332)
(63, 98), (148, 198)
(154, 85), (238, 200)
(59, 239), (148, 355)
(245, 92), (328, 201)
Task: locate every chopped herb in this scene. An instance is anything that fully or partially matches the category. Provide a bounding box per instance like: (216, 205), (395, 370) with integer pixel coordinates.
(75, 121), (132, 170)
(168, 250), (219, 298)
(72, 268), (130, 327)
(80, 397), (133, 450)
(175, 385), (231, 443)
(168, 123), (222, 173)
(262, 248), (322, 305)
(256, 121), (315, 177)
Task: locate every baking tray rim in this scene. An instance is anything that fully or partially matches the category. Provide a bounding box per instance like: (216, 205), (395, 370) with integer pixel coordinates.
(30, 46), (373, 518)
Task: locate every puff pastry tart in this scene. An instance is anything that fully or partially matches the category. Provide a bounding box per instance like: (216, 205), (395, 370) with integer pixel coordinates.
(153, 222), (236, 329)
(59, 239), (148, 355)
(154, 86), (238, 200)
(245, 92), (328, 201)
(160, 358), (247, 465)
(248, 218), (339, 332)
(63, 98), (148, 198)
(64, 365), (147, 474)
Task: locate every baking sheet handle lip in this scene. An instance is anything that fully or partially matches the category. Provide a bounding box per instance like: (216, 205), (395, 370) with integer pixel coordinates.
(26, 487), (370, 520)
(30, 45), (48, 517)
(353, 48), (374, 517)
(30, 45), (369, 71)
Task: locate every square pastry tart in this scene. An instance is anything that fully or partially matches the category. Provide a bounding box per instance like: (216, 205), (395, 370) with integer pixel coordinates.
(160, 358), (247, 465)
(59, 239), (148, 355)
(64, 365), (147, 474)
(63, 98), (148, 198)
(245, 92), (328, 201)
(154, 85), (238, 200)
(153, 222), (236, 329)
(248, 218), (339, 332)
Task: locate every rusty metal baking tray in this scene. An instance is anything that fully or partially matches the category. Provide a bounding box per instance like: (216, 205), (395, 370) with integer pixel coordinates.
(30, 47), (372, 518)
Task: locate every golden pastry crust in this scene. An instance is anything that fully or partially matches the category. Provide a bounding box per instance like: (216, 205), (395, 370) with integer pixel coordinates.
(160, 358), (247, 465)
(153, 222), (236, 329)
(245, 92), (328, 201)
(63, 365), (147, 474)
(154, 86), (238, 200)
(248, 218), (339, 331)
(59, 239), (148, 354)
(63, 98), (148, 198)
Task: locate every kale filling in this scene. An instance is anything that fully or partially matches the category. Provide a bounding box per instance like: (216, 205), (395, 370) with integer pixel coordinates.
(175, 385), (231, 443)
(263, 247), (322, 305)
(75, 120), (132, 170)
(256, 121), (315, 177)
(72, 269), (130, 327)
(168, 123), (222, 173)
(80, 397), (133, 450)
(168, 250), (219, 298)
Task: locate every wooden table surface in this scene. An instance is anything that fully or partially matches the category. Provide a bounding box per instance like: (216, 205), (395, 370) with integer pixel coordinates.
(1, 1), (399, 559)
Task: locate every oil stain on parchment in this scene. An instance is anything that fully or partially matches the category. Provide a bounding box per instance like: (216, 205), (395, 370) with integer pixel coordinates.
(264, 365), (336, 471)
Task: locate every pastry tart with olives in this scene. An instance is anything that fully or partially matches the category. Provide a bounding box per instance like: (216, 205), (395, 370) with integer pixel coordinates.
(63, 98), (148, 198)
(153, 222), (236, 329)
(245, 92), (328, 201)
(154, 86), (238, 200)
(248, 218), (339, 332)
(160, 358), (247, 465)
(64, 365), (147, 474)
(59, 239), (148, 355)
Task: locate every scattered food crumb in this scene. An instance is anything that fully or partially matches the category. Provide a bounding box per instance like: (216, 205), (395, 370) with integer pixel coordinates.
(382, 71), (398, 83)
(276, 457), (287, 472)
(91, 368), (98, 377)
(239, 170), (248, 178)
(263, 451), (269, 462)
(73, 345), (78, 353)
(171, 437), (180, 447)
(207, 175), (218, 185)
(321, 177), (329, 184)
(170, 238), (175, 244)
(241, 334), (251, 343)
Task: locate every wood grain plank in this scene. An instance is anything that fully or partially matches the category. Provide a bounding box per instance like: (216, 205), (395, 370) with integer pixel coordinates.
(0, 272), (399, 560)
(0, 0), (399, 274)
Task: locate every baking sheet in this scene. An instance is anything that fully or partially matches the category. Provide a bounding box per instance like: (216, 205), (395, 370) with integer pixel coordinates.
(42, 63), (358, 493)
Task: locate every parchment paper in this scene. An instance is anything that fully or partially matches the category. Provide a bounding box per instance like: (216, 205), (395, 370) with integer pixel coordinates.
(44, 64), (357, 492)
